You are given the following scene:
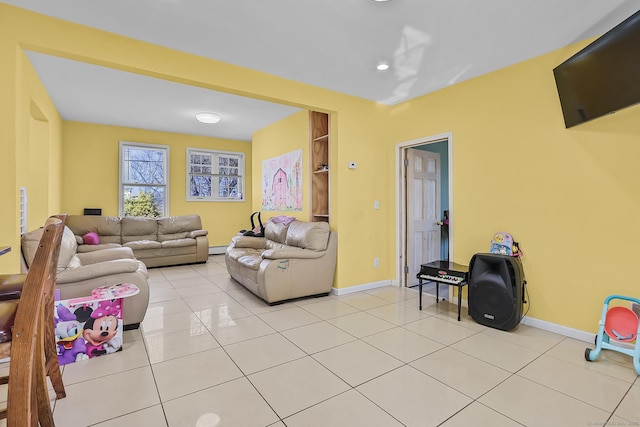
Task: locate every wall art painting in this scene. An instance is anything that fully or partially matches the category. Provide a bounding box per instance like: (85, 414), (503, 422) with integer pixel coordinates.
(261, 149), (303, 211)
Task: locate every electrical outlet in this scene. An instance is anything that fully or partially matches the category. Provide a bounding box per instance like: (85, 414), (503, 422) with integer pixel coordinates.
(374, 257), (379, 268)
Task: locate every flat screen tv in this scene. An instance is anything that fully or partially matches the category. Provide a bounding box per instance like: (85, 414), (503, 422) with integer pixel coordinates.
(553, 9), (640, 128)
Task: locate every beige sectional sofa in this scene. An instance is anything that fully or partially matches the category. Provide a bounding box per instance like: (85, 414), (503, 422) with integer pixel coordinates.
(21, 226), (149, 328)
(65, 215), (209, 268)
(225, 219), (337, 304)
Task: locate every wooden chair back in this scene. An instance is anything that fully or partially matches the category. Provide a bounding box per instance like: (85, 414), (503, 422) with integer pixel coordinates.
(5, 215), (66, 426)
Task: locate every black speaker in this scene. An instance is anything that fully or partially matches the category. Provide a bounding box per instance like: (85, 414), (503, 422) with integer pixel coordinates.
(468, 253), (525, 331)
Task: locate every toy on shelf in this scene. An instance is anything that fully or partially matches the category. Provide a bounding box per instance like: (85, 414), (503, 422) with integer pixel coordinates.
(584, 294), (640, 375)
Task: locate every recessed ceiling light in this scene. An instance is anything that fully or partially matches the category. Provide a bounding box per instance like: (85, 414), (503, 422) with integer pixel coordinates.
(195, 112), (221, 124)
(372, 0), (391, 2)
(376, 63), (390, 71)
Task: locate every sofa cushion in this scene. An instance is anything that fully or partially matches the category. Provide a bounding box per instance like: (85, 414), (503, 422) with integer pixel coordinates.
(67, 255), (82, 269)
(285, 221), (330, 251)
(21, 228), (43, 268)
(120, 217), (158, 243)
(227, 247), (262, 262)
(123, 240), (162, 251)
(265, 241), (293, 251)
(264, 221), (289, 244)
(238, 254), (263, 270)
(133, 246), (195, 259)
(21, 226), (78, 272)
(161, 238), (196, 249)
(58, 227), (79, 272)
(66, 215), (122, 245)
(77, 243), (123, 253)
(157, 215), (202, 241)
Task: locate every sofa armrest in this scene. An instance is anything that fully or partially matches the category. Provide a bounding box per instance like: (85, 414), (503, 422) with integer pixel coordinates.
(262, 248), (325, 260)
(187, 229), (208, 238)
(56, 259), (140, 284)
(231, 236), (267, 249)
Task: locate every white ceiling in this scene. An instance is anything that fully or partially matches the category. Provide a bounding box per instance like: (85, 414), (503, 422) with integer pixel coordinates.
(4, 0), (639, 140)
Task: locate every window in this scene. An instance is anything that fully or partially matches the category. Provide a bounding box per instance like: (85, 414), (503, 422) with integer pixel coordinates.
(187, 148), (244, 201)
(119, 142), (169, 217)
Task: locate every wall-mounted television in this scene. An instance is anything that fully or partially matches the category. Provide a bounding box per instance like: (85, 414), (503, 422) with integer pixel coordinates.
(553, 9), (640, 128)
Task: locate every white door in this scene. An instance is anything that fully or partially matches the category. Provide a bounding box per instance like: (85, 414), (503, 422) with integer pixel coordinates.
(406, 148), (441, 286)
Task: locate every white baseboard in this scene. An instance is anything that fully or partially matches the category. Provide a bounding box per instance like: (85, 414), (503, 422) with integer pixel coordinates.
(452, 296), (594, 343)
(208, 246), (226, 255)
(520, 316), (594, 343)
(347, 284), (595, 343)
(458, 298), (593, 343)
(332, 280), (392, 296)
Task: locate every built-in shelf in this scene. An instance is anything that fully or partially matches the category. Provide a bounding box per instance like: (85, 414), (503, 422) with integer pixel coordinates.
(310, 111), (330, 224)
(313, 135), (329, 142)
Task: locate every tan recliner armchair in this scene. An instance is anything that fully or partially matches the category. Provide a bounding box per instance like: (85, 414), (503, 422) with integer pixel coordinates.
(21, 226), (149, 328)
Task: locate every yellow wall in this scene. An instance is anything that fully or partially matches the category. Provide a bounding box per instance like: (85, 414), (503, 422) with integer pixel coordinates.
(252, 104), (394, 288)
(251, 110), (310, 221)
(333, 103), (393, 287)
(0, 27), (63, 271)
(391, 40), (640, 332)
(62, 122), (252, 247)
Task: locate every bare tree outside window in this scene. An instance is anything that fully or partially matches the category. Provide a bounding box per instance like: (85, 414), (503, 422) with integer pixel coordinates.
(187, 148), (244, 201)
(120, 142), (169, 217)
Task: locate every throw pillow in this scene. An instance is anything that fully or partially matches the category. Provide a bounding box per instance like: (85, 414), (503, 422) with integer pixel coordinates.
(83, 232), (100, 245)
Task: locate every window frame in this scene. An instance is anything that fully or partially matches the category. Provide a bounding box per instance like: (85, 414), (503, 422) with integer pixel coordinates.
(186, 147), (245, 202)
(119, 141), (170, 217)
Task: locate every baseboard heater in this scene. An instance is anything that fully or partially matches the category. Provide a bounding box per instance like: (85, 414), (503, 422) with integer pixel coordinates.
(208, 246), (226, 255)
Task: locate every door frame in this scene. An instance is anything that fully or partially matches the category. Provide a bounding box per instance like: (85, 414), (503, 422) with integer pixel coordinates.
(395, 132), (454, 288)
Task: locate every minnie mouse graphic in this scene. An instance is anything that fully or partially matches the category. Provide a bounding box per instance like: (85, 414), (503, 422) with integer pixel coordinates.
(82, 299), (123, 358)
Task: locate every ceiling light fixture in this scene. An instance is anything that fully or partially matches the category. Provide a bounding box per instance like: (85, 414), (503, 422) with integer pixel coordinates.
(376, 63), (390, 71)
(195, 112), (221, 124)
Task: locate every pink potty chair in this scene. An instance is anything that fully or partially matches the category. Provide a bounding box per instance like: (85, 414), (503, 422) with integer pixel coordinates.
(585, 295), (640, 375)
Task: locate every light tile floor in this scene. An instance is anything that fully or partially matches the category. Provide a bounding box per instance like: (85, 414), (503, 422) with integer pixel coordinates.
(37, 256), (640, 426)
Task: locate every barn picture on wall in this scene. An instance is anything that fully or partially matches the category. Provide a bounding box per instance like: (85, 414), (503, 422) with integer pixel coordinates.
(261, 149), (303, 211)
